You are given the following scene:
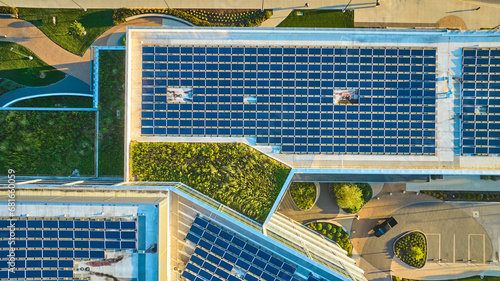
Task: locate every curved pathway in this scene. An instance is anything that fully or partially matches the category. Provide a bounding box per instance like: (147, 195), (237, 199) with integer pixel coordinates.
(0, 16), (182, 107)
(0, 17), (90, 83)
(352, 183), (499, 281)
(277, 183), (340, 224)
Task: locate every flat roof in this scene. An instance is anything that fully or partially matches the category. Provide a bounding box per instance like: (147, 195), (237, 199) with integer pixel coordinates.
(125, 27), (500, 176)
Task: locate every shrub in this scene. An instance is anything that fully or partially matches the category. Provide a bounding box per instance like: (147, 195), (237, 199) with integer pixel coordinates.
(0, 6), (18, 14)
(289, 182), (317, 210)
(395, 232), (426, 268)
(68, 20), (85, 36)
(26, 68), (41, 80)
(481, 175), (491, 180)
(306, 222), (352, 257)
(332, 183), (364, 213)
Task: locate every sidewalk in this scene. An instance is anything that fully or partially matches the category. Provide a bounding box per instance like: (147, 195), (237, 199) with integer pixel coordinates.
(406, 175), (500, 192)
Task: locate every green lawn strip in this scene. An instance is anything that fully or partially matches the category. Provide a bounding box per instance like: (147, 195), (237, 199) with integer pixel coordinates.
(306, 222), (352, 256)
(131, 142), (291, 223)
(0, 42), (65, 86)
(10, 95), (93, 108)
(394, 232), (426, 268)
(97, 50), (125, 176)
(0, 111), (95, 176)
(393, 276), (500, 281)
(290, 182), (317, 210)
(278, 9), (354, 28)
(18, 8), (114, 56)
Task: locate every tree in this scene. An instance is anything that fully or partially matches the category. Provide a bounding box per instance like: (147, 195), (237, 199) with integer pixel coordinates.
(409, 246), (425, 261)
(333, 183), (364, 212)
(69, 20), (85, 36)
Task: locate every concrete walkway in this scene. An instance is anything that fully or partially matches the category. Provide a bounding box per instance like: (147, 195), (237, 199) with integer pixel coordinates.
(407, 175), (500, 192)
(0, 16), (186, 107)
(351, 184), (441, 281)
(277, 183), (341, 223)
(0, 17), (91, 84)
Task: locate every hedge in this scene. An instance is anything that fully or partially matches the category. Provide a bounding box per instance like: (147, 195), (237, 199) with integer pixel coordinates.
(0, 6), (18, 15)
(113, 8), (272, 27)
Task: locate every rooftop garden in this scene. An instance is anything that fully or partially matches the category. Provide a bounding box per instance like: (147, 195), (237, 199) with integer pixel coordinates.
(306, 222), (352, 257)
(130, 142), (291, 222)
(290, 182), (317, 210)
(394, 232), (427, 268)
(0, 42), (65, 87)
(97, 50), (125, 176)
(0, 110), (95, 176)
(331, 183), (372, 213)
(278, 9), (354, 28)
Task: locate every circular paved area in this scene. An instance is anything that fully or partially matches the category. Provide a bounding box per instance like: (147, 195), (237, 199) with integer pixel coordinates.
(277, 183), (340, 224)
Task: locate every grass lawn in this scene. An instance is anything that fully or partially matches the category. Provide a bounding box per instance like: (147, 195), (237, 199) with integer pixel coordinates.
(0, 111), (95, 176)
(10, 95), (93, 108)
(0, 42), (66, 86)
(18, 8), (114, 56)
(98, 50), (125, 176)
(278, 9), (354, 28)
(131, 142), (291, 222)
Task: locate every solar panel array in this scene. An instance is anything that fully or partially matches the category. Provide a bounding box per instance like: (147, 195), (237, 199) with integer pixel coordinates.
(141, 45), (437, 155)
(462, 48), (500, 155)
(0, 217), (137, 280)
(183, 216), (304, 281)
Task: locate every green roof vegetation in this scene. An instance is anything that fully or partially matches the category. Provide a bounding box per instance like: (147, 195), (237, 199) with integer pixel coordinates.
(97, 50), (125, 176)
(131, 142), (291, 222)
(0, 111), (95, 175)
(290, 182), (317, 210)
(10, 95), (93, 108)
(331, 183), (372, 213)
(0, 42), (65, 87)
(18, 8), (114, 56)
(394, 232), (427, 268)
(306, 222), (352, 256)
(278, 9), (354, 28)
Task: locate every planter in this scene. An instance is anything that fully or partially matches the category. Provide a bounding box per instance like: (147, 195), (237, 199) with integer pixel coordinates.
(393, 231), (427, 269)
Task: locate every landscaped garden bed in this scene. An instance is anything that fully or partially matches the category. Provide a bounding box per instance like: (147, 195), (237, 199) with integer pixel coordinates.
(113, 8), (272, 27)
(306, 222), (352, 256)
(130, 142), (290, 223)
(289, 182), (317, 210)
(0, 79), (23, 96)
(0, 111), (95, 176)
(421, 190), (500, 201)
(0, 42), (65, 86)
(278, 9), (354, 28)
(97, 50), (125, 176)
(392, 275), (500, 281)
(394, 232), (427, 268)
(331, 183), (372, 213)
